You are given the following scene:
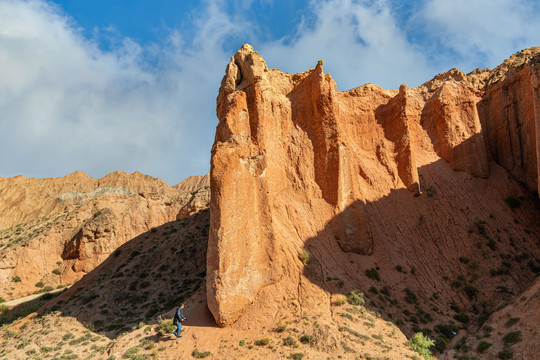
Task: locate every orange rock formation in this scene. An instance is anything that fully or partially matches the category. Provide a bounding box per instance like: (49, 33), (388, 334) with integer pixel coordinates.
(208, 44), (540, 328)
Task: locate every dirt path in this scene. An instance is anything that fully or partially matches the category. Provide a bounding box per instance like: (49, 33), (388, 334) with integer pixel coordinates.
(1, 287), (68, 308)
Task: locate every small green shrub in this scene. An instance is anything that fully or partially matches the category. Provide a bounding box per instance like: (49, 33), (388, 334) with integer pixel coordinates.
(275, 323), (287, 332)
(35, 281), (44, 288)
(239, 339), (245, 346)
(453, 312), (469, 324)
(340, 341), (354, 352)
(504, 196), (520, 209)
(123, 346), (140, 358)
(498, 350), (513, 359)
(334, 296), (347, 306)
(2, 330), (15, 338)
(299, 334), (315, 345)
(192, 349), (211, 358)
(433, 336), (447, 353)
(459, 257), (470, 264)
(408, 332), (434, 360)
(128, 250), (140, 260)
(463, 284), (478, 300)
(255, 337), (270, 346)
(434, 323), (458, 340)
(503, 331), (522, 347)
(40, 346), (53, 354)
(0, 305), (9, 314)
(491, 266), (510, 276)
(505, 318), (520, 327)
(365, 268), (380, 281)
(340, 326), (368, 340)
(283, 336), (297, 346)
(347, 291), (365, 306)
(477, 341), (492, 353)
(299, 249), (310, 264)
(157, 318), (176, 336)
(495, 301), (509, 311)
(12, 276), (21, 283)
(395, 265), (404, 272)
(52, 268), (61, 275)
(404, 288), (418, 304)
(288, 353), (304, 360)
(141, 338), (154, 350)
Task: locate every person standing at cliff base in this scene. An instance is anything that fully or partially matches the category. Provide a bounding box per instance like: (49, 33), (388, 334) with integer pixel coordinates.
(172, 303), (186, 339)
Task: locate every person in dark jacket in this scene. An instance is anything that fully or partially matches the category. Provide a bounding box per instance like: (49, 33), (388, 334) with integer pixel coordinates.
(172, 303), (186, 339)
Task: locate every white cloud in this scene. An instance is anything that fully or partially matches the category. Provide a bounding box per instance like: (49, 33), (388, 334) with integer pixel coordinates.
(416, 0), (540, 70)
(260, 0), (435, 90)
(0, 0), (247, 184)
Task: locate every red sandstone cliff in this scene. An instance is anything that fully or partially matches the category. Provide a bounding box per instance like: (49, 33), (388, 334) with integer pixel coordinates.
(207, 45), (540, 357)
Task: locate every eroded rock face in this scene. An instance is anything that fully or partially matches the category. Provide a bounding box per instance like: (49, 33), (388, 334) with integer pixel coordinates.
(208, 45), (540, 327)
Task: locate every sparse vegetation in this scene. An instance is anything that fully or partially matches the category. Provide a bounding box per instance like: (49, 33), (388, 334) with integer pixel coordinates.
(299, 249), (310, 264)
(334, 296), (347, 306)
(299, 334), (315, 345)
(408, 332), (434, 360)
(477, 341), (492, 353)
(288, 353), (304, 360)
(505, 317), (520, 327)
(347, 290), (365, 306)
(283, 336), (297, 347)
(255, 337), (270, 346)
(502, 331), (522, 347)
(463, 284), (478, 300)
(157, 318), (175, 336)
(504, 196), (520, 209)
(365, 268), (380, 281)
(490, 266), (510, 276)
(192, 349), (211, 358)
(404, 288), (418, 304)
(453, 312), (469, 324)
(498, 350), (513, 359)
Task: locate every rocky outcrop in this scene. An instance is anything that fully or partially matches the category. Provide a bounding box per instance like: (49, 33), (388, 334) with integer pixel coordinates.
(479, 48), (540, 192)
(0, 170), (178, 230)
(208, 45), (540, 328)
(173, 174), (210, 193)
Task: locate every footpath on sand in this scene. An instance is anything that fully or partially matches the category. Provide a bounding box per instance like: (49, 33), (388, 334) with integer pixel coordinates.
(1, 287), (68, 309)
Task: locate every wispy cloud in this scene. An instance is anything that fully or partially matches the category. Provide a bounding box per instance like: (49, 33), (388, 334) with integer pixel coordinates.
(416, 0), (540, 70)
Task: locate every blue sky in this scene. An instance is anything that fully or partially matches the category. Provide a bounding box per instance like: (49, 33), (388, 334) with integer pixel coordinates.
(0, 0), (539, 185)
